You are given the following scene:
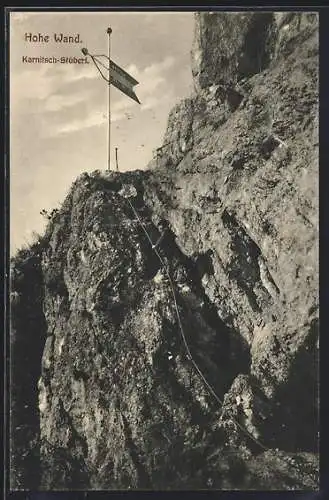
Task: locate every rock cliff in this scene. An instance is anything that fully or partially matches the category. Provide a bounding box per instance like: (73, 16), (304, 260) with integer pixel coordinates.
(10, 11), (319, 491)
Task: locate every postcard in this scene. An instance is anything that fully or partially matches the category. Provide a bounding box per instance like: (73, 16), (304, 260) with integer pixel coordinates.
(7, 8), (319, 493)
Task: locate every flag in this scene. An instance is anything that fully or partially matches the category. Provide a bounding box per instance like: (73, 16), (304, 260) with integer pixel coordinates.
(81, 48), (141, 104)
(109, 59), (140, 104)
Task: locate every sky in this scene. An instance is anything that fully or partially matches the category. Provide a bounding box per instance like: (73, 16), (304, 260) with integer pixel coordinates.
(9, 11), (195, 254)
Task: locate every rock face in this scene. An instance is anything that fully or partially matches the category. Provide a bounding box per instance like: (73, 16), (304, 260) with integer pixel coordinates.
(191, 11), (318, 90)
(10, 12), (319, 491)
(191, 12), (275, 90)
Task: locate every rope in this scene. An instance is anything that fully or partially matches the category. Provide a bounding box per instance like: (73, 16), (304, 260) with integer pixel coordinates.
(90, 55), (109, 84)
(124, 196), (269, 452)
(93, 56), (110, 72)
(93, 54), (109, 61)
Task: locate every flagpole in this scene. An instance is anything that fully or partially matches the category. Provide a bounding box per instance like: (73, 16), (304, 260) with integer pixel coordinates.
(107, 27), (112, 171)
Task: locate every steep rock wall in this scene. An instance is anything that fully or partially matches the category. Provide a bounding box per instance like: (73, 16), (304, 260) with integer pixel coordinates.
(145, 10), (319, 454)
(191, 11), (318, 90)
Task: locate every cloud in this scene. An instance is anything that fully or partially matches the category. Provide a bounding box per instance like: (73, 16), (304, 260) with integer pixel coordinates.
(144, 55), (176, 74)
(127, 55), (175, 93)
(140, 93), (174, 112)
(124, 55), (176, 108)
(61, 64), (100, 83)
(49, 54), (176, 135)
(51, 97), (135, 135)
(44, 88), (92, 112)
(54, 109), (107, 135)
(11, 63), (99, 109)
(11, 50), (177, 138)
(51, 86), (175, 137)
(10, 65), (52, 104)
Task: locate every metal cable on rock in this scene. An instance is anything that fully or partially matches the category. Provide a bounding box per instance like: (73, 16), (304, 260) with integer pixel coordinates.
(93, 191), (313, 479)
(124, 196), (269, 452)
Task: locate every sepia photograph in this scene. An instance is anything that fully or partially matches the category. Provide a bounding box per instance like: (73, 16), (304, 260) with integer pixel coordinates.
(8, 9), (319, 491)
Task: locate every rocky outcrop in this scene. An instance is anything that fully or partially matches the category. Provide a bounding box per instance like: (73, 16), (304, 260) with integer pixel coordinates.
(10, 11), (319, 491)
(191, 11), (318, 90)
(191, 12), (275, 90)
(34, 171), (251, 489)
